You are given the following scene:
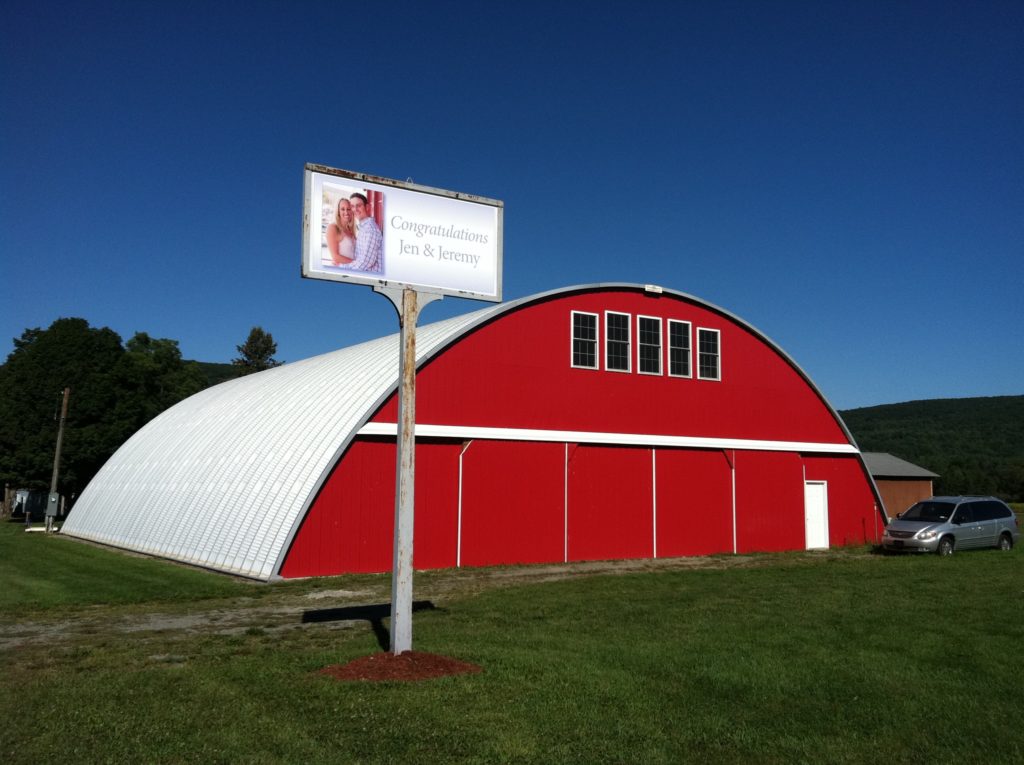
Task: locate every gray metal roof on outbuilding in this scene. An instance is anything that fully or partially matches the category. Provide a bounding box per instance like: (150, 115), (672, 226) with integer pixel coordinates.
(862, 452), (939, 479)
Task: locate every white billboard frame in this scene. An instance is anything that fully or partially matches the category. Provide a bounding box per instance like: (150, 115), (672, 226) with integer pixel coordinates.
(301, 163), (503, 302)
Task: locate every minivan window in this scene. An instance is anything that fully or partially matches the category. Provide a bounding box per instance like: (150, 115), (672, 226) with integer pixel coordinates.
(980, 501), (1011, 520)
(902, 502), (955, 522)
(952, 506), (975, 524)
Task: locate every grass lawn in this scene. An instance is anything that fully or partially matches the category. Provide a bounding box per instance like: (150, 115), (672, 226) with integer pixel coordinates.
(0, 520), (250, 615)
(1, 521), (1022, 764)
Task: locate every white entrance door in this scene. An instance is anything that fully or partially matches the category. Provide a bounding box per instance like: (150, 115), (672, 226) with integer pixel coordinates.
(804, 481), (829, 550)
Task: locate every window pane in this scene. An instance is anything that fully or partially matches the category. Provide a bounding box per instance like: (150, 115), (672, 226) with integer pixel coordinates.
(574, 313), (596, 340)
(607, 313), (629, 340)
(640, 345), (660, 372)
(572, 313), (597, 369)
(669, 321), (690, 376)
(606, 312), (630, 371)
(638, 317), (661, 374)
(607, 342), (629, 370)
(639, 318), (659, 345)
(573, 340), (595, 367)
(698, 329), (720, 380)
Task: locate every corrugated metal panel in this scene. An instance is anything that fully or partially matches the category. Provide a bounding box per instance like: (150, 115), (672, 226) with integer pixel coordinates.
(861, 452), (940, 479)
(61, 303), (503, 580)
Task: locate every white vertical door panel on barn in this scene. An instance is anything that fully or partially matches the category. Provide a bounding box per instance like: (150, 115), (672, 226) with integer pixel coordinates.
(804, 481), (829, 549)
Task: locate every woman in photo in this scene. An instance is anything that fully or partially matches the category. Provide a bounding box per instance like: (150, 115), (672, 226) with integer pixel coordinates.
(326, 198), (356, 265)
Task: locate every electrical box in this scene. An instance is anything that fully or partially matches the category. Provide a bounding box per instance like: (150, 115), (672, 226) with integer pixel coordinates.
(46, 493), (60, 517)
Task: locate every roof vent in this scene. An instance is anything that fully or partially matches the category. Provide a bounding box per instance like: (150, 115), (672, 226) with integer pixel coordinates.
(644, 284), (663, 294)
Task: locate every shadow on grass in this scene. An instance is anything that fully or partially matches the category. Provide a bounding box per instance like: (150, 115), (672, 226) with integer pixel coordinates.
(302, 601), (439, 650)
(870, 545), (924, 556)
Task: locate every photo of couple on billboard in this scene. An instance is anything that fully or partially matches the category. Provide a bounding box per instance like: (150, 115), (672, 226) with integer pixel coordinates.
(321, 184), (384, 274)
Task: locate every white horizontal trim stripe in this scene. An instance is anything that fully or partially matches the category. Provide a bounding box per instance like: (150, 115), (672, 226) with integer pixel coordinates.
(357, 422), (858, 454)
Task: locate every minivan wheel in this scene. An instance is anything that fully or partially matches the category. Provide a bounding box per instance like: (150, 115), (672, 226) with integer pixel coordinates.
(998, 534), (1013, 551)
(937, 537), (955, 556)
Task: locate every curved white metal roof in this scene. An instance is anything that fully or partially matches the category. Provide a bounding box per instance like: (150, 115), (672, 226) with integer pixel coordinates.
(63, 284), (872, 579)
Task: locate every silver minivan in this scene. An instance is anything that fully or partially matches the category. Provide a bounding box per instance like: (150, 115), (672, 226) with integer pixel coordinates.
(882, 496), (1020, 555)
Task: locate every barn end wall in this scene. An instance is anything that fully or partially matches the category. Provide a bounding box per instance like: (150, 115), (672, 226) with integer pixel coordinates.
(282, 289), (880, 577)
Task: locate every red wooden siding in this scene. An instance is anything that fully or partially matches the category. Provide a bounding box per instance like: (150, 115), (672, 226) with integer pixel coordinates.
(655, 449), (733, 557)
(460, 440), (565, 567)
(283, 442), (881, 576)
(409, 440), (461, 570)
(567, 445), (653, 562)
(281, 439), (394, 577)
(281, 439), (458, 577)
(372, 291), (850, 446)
(874, 479), (933, 521)
(734, 451), (805, 553)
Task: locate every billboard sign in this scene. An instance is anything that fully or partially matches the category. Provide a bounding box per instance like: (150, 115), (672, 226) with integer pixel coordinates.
(302, 164), (503, 302)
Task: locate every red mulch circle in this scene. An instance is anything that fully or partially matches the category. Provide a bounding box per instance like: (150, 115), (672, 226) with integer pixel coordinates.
(319, 651), (483, 683)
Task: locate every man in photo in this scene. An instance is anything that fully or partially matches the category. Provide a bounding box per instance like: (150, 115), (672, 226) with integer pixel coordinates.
(349, 193), (383, 272)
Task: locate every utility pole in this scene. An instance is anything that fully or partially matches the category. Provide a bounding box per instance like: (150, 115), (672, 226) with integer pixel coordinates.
(46, 387), (70, 533)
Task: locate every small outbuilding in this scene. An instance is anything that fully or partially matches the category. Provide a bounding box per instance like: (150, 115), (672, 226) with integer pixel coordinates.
(861, 452), (939, 519)
(63, 284), (886, 580)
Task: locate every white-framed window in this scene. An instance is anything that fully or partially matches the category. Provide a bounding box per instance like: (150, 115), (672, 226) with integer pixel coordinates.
(697, 327), (721, 381)
(605, 311), (631, 372)
(637, 315), (662, 375)
(571, 311), (599, 369)
(668, 319), (691, 378)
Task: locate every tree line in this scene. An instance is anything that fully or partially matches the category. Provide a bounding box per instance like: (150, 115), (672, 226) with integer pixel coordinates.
(0, 319), (280, 501)
(840, 396), (1024, 502)
(3, 318), (1019, 505)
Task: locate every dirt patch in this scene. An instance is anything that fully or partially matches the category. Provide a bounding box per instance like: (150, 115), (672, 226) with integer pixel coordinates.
(304, 589), (370, 600)
(1, 548), (873, 651)
(319, 651), (482, 682)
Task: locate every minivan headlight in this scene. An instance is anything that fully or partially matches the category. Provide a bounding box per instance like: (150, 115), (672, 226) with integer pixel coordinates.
(917, 530), (938, 540)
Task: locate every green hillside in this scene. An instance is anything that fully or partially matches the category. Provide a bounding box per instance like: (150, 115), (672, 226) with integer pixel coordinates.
(191, 360), (242, 387)
(840, 395), (1024, 501)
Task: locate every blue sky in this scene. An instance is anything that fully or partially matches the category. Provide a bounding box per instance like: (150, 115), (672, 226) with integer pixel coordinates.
(2, 0), (1021, 410)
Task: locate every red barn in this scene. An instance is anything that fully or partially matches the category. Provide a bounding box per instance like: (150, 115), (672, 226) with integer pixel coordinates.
(65, 284), (885, 580)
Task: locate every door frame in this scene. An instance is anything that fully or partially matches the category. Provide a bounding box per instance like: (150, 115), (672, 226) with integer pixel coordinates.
(804, 480), (829, 550)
